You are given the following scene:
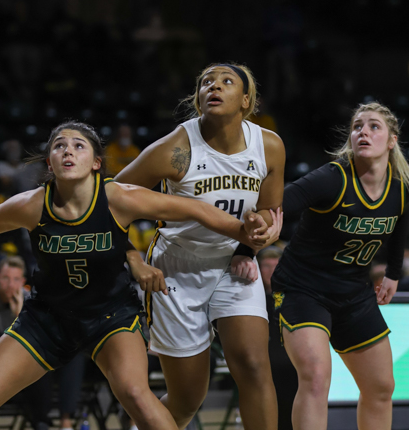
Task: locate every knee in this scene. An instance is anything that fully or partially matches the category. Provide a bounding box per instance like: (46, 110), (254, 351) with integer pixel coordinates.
(228, 349), (271, 385)
(297, 362), (331, 398)
(361, 377), (395, 402)
(113, 383), (151, 411)
(167, 389), (205, 418)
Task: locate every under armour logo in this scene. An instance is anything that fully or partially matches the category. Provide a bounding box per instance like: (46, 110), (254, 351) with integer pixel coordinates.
(247, 160), (255, 171)
(168, 286), (176, 292)
(197, 164), (206, 170)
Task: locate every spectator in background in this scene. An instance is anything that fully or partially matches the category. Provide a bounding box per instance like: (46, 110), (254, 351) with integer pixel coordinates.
(0, 256), (28, 332)
(106, 124), (141, 177)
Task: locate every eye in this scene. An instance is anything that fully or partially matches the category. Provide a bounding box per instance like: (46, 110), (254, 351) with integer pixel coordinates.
(371, 124), (379, 130)
(224, 78), (233, 84)
(202, 78), (212, 85)
(76, 143), (84, 148)
(53, 142), (64, 149)
(353, 124), (362, 130)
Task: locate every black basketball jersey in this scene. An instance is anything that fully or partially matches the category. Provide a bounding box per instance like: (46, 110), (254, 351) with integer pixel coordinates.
(274, 160), (408, 295)
(29, 174), (132, 314)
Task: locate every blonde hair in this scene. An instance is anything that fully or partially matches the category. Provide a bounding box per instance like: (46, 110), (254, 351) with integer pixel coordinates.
(331, 102), (409, 189)
(178, 62), (259, 120)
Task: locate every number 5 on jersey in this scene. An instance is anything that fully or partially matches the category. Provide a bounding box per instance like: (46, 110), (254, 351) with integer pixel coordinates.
(66, 259), (89, 288)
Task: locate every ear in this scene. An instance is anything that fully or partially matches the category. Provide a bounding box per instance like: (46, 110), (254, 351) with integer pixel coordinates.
(389, 135), (397, 150)
(242, 94), (250, 110)
(46, 158), (53, 172)
(93, 157), (102, 171)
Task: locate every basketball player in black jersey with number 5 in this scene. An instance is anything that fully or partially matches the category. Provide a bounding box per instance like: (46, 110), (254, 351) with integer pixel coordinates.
(0, 121), (269, 430)
(270, 102), (409, 430)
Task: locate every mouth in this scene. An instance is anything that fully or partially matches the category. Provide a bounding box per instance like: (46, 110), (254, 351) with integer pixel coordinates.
(207, 94), (223, 105)
(63, 161), (75, 167)
(358, 140), (370, 146)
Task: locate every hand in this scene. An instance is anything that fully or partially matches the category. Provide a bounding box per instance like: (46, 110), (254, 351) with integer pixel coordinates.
(127, 249), (168, 295)
(128, 260), (168, 295)
(9, 289), (24, 316)
(231, 255), (258, 282)
(375, 276), (398, 305)
(266, 207), (283, 245)
(243, 211), (271, 248)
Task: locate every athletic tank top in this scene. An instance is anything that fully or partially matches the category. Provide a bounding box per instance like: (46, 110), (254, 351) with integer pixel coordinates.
(29, 174), (132, 314)
(158, 118), (268, 258)
(274, 160), (407, 295)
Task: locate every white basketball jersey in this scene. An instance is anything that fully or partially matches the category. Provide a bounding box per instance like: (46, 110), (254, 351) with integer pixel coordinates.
(159, 118), (268, 258)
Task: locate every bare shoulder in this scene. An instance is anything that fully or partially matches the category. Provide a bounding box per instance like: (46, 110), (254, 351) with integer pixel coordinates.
(260, 128), (285, 172)
(261, 128), (284, 151)
(148, 125), (191, 177)
(115, 125), (191, 186)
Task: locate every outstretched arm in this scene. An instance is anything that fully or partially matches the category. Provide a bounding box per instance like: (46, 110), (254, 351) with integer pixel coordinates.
(107, 183), (268, 250)
(0, 188), (43, 234)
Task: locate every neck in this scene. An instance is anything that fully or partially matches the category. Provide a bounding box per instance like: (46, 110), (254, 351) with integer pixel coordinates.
(200, 115), (246, 155)
(353, 157), (389, 199)
(52, 174), (97, 219)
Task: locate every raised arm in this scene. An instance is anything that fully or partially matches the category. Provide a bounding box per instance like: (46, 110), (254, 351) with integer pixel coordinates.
(0, 188), (44, 234)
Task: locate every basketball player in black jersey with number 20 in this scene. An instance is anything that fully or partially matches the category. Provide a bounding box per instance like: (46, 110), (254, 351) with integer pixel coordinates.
(0, 121), (269, 430)
(270, 102), (409, 430)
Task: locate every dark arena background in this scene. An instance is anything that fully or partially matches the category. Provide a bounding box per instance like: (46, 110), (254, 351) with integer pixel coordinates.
(0, 1), (409, 430)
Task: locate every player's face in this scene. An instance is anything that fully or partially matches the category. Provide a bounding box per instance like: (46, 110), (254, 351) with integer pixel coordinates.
(0, 265), (25, 303)
(47, 129), (101, 180)
(351, 111), (396, 162)
(198, 66), (249, 118)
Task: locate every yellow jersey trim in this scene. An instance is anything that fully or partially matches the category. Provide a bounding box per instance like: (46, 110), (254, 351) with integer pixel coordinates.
(91, 314), (140, 361)
(400, 175), (405, 215)
(310, 162), (347, 214)
(351, 161), (392, 210)
(6, 329), (54, 371)
(145, 230), (161, 327)
(279, 314), (331, 338)
(335, 328), (390, 354)
(109, 210), (129, 233)
(45, 173), (100, 225)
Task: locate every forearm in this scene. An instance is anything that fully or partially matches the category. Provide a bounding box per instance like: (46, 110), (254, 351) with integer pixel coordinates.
(193, 202), (245, 242)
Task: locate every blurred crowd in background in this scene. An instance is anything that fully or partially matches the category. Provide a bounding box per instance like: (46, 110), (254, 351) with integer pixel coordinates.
(1, 0), (409, 285)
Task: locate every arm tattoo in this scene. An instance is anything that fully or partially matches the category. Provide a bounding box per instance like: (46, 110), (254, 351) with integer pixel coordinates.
(171, 147), (191, 175)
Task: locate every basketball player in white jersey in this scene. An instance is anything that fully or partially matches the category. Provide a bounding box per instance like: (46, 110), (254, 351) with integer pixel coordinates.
(116, 63), (285, 430)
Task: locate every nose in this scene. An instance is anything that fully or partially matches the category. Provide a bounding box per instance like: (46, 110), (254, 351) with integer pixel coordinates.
(64, 146), (73, 156)
(359, 123), (370, 135)
(209, 80), (222, 91)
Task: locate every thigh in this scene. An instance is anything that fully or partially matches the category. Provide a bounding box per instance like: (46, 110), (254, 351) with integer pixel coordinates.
(5, 299), (73, 370)
(96, 331), (150, 389)
(217, 315), (272, 382)
(273, 289), (332, 338)
(147, 237), (228, 357)
(282, 327), (332, 379)
(331, 292), (389, 353)
(0, 334), (47, 405)
(209, 262), (268, 322)
(218, 315), (270, 364)
(84, 298), (146, 362)
(340, 336), (394, 394)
